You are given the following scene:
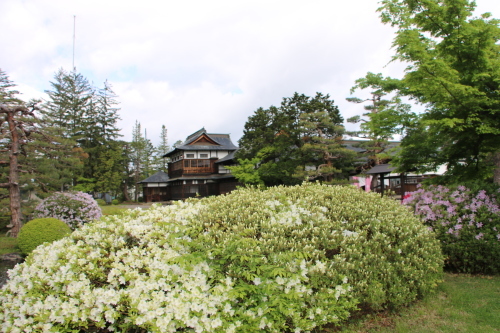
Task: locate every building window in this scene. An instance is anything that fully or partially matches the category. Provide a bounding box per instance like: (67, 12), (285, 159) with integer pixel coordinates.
(200, 153), (208, 158)
(184, 159), (210, 168)
(186, 153), (195, 158)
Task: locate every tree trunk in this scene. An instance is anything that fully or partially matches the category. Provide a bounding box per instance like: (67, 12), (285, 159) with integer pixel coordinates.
(7, 110), (22, 237)
(493, 151), (500, 185)
(370, 175), (378, 191)
(122, 182), (131, 202)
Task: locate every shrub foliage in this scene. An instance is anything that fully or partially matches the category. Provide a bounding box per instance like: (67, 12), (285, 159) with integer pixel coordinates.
(33, 191), (102, 230)
(404, 184), (500, 274)
(1, 184), (443, 332)
(17, 218), (72, 255)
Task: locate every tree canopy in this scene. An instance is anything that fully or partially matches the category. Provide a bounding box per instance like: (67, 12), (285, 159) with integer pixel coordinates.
(353, 0), (500, 184)
(237, 92), (356, 186)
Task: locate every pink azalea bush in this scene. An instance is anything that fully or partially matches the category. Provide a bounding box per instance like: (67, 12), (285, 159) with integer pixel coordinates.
(403, 184), (500, 274)
(33, 191), (102, 230)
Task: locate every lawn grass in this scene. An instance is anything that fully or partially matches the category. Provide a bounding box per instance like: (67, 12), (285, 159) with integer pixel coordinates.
(334, 273), (500, 332)
(99, 205), (131, 216)
(0, 234), (19, 256)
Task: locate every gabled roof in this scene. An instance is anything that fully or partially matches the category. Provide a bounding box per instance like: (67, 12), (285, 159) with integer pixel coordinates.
(164, 128), (238, 157)
(138, 171), (169, 183)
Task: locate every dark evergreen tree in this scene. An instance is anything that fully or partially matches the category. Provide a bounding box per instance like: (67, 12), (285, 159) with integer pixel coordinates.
(237, 92), (351, 186)
(294, 97), (359, 184)
(44, 71), (123, 191)
(0, 70), (80, 237)
(131, 121), (148, 201)
(155, 125), (170, 172)
(43, 69), (93, 141)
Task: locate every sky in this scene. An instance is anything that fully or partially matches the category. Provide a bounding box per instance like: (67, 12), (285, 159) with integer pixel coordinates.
(1, 0), (499, 147)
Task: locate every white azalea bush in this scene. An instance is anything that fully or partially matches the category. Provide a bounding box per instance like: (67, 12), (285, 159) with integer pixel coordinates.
(0, 184), (443, 332)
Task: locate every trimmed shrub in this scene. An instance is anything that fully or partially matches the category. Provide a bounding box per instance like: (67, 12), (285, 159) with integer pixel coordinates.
(111, 199), (119, 205)
(404, 184), (500, 274)
(33, 191), (102, 230)
(0, 184), (443, 332)
(17, 218), (72, 255)
(95, 199), (106, 206)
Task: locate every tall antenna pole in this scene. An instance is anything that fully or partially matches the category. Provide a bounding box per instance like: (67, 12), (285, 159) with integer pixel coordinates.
(72, 15), (76, 70)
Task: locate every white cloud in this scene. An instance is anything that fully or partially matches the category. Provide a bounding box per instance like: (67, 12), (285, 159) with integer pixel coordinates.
(1, 0), (499, 146)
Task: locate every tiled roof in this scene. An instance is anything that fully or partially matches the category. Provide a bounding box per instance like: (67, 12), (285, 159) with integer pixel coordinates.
(164, 128), (238, 157)
(138, 171), (169, 183)
(366, 164), (397, 174)
(215, 149), (238, 163)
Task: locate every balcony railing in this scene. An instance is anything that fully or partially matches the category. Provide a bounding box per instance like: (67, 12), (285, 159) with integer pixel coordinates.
(168, 159), (216, 177)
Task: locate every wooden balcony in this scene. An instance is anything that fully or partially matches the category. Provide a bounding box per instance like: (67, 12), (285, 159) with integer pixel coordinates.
(168, 159), (217, 178)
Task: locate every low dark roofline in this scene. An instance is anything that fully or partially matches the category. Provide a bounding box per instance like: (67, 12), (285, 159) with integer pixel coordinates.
(366, 164), (397, 174)
(138, 171), (169, 183)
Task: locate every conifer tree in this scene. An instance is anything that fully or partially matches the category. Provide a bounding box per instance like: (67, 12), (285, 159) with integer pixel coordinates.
(294, 95), (359, 184)
(44, 69), (93, 141)
(238, 92), (353, 186)
(0, 70), (80, 237)
(131, 121), (148, 201)
(155, 125), (170, 172)
(44, 70), (122, 191)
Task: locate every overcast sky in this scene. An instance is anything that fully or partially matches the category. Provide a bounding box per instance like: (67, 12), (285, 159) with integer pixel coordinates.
(1, 0), (499, 146)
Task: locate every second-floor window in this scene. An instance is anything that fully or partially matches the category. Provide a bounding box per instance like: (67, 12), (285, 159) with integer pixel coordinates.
(184, 159), (210, 168)
(186, 153), (195, 158)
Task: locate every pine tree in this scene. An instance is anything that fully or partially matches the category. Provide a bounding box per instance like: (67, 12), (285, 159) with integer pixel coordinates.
(44, 69), (93, 141)
(155, 125), (170, 172)
(294, 94), (358, 184)
(237, 92), (353, 186)
(94, 80), (121, 143)
(79, 80), (122, 188)
(131, 121), (148, 201)
(0, 70), (80, 237)
(44, 71), (123, 191)
(94, 142), (125, 195)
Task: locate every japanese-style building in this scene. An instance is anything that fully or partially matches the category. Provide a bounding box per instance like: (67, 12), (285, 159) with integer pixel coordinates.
(139, 128), (241, 202)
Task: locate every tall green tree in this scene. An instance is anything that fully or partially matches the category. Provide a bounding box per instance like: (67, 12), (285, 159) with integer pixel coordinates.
(44, 69), (93, 141)
(154, 125), (170, 172)
(80, 80), (122, 187)
(294, 99), (359, 184)
(94, 142), (125, 195)
(44, 71), (123, 190)
(94, 80), (122, 143)
(0, 70), (80, 237)
(357, 0), (500, 184)
(131, 121), (151, 201)
(237, 92), (351, 186)
(347, 73), (414, 166)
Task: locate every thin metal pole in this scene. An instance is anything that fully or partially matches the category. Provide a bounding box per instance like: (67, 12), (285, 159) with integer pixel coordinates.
(72, 15), (76, 70)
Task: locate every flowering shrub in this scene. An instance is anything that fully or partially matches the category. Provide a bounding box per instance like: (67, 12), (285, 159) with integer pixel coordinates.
(33, 191), (102, 230)
(17, 218), (72, 255)
(0, 184), (443, 332)
(403, 184), (500, 274)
